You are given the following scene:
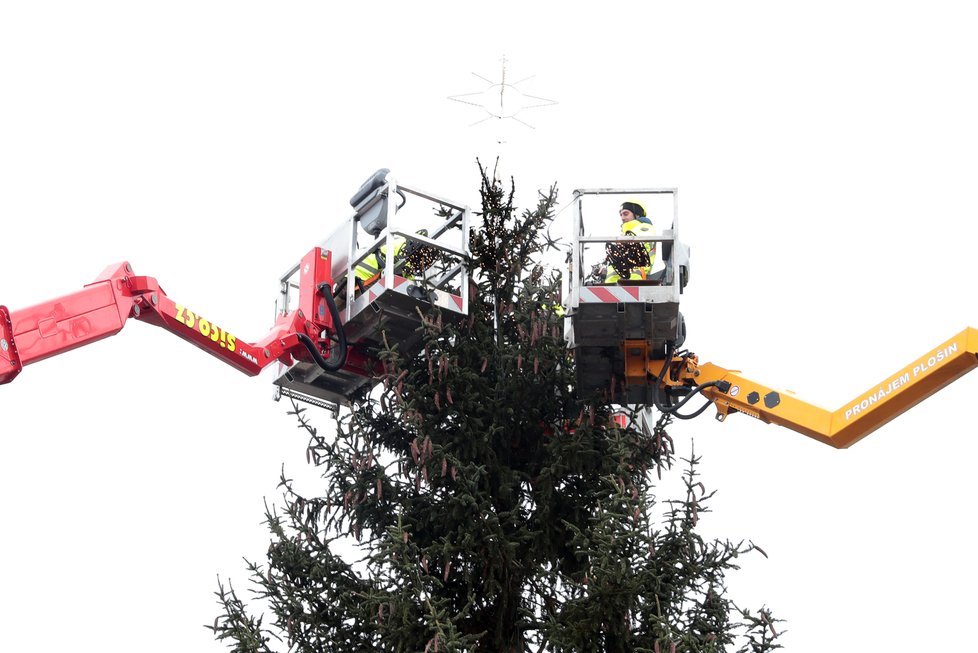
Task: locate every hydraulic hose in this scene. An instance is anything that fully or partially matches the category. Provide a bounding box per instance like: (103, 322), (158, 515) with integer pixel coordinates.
(297, 333), (336, 371)
(298, 284), (349, 372)
(324, 286), (348, 369)
(651, 342), (727, 419)
(668, 388), (723, 420)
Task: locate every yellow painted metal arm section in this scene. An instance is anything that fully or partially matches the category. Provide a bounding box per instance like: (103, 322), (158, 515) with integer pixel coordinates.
(697, 328), (978, 448)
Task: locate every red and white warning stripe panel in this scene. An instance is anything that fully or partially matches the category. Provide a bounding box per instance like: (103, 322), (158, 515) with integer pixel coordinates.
(576, 284), (680, 305)
(367, 275), (404, 303)
(578, 286), (640, 303)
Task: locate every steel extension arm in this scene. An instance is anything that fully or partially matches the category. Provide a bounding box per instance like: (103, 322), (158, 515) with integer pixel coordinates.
(642, 328), (978, 448)
(0, 249), (348, 385)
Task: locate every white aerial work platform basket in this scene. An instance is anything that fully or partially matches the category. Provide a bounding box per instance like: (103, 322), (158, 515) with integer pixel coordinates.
(564, 188), (690, 404)
(274, 170), (471, 408)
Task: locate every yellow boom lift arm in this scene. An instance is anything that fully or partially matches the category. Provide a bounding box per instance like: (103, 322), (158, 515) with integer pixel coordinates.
(626, 328), (978, 449)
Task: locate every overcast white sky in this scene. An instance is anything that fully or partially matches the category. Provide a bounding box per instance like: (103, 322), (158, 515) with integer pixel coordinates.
(3, 2), (978, 651)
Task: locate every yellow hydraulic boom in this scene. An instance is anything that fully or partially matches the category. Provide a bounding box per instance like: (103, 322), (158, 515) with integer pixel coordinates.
(626, 328), (978, 448)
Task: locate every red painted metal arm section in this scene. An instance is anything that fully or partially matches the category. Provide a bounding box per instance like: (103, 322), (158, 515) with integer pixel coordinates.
(1, 263), (137, 384)
(690, 328), (978, 448)
(1, 252), (336, 385)
(127, 274), (309, 377)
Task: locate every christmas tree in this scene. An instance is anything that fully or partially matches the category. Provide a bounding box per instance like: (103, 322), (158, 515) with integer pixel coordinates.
(212, 166), (782, 652)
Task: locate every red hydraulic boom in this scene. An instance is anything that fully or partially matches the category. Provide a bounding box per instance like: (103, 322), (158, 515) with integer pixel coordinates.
(0, 247), (373, 388)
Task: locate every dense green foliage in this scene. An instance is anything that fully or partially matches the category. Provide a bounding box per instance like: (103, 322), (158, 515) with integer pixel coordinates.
(211, 167), (783, 652)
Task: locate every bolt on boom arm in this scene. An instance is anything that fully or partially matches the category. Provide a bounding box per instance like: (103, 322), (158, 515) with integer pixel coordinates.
(636, 328), (978, 448)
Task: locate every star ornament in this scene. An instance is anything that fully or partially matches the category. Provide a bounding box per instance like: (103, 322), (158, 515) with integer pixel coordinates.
(449, 65), (557, 129)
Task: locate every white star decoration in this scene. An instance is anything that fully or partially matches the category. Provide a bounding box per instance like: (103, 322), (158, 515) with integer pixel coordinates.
(448, 57), (557, 129)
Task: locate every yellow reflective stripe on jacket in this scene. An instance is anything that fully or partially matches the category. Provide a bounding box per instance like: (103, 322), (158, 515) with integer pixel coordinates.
(354, 255), (380, 281)
(604, 269), (649, 283)
(354, 236), (407, 281)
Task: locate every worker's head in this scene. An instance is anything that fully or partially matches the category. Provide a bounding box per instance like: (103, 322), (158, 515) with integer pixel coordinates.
(620, 201), (647, 223)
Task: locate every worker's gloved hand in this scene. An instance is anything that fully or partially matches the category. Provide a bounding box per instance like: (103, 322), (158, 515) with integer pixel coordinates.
(587, 264), (607, 284)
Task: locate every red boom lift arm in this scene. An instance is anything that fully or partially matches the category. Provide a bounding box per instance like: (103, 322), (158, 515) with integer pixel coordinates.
(0, 247), (372, 387)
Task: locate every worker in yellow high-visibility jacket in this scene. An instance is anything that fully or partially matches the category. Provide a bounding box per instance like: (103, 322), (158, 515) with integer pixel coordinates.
(354, 236), (406, 289)
(353, 229), (431, 291)
(604, 201), (656, 283)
